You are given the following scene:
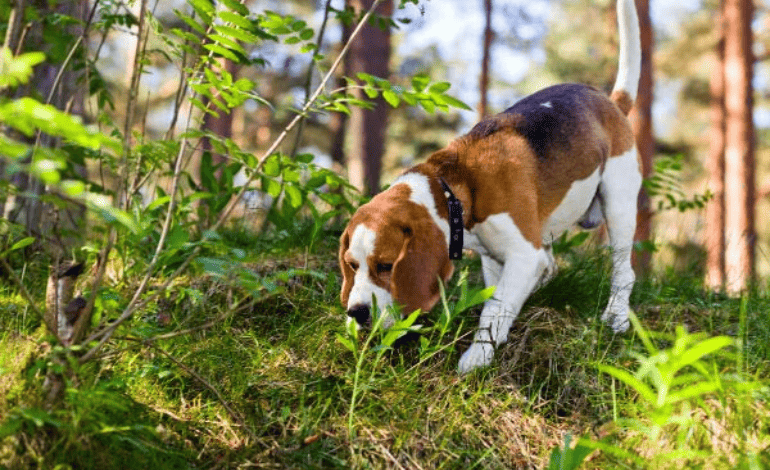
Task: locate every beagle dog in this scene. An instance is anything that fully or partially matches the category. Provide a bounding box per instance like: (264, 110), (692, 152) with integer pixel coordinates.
(339, 0), (641, 373)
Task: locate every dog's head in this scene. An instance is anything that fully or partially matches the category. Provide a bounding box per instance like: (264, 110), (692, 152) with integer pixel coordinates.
(339, 184), (454, 329)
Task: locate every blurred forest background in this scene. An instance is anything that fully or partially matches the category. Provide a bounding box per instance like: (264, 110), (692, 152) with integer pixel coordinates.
(1, 0), (768, 289)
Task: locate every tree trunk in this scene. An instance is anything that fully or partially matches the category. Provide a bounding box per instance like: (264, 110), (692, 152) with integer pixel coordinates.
(201, 58), (237, 167)
(3, 0), (89, 254)
(478, 0), (493, 120)
(347, 0), (393, 195)
(723, 0), (755, 294)
(706, 6), (726, 291)
(630, 0), (653, 274)
(330, 11), (352, 167)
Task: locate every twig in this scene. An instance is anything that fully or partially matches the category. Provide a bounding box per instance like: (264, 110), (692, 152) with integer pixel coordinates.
(120, 0), (149, 211)
(44, 36), (83, 106)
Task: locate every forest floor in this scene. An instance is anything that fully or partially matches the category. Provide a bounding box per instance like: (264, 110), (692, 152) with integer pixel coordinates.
(1, 227), (769, 469)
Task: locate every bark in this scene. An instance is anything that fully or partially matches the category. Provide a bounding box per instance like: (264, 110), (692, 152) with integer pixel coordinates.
(330, 9), (352, 166)
(3, 0), (89, 253)
(478, 0), (493, 119)
(723, 0), (755, 294)
(202, 57), (237, 167)
(347, 0), (393, 195)
(629, 0), (654, 273)
(706, 7), (726, 291)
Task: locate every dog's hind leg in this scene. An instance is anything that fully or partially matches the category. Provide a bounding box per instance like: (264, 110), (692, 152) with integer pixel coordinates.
(599, 148), (642, 332)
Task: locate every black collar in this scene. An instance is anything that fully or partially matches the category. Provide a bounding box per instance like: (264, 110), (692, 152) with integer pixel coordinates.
(438, 178), (464, 260)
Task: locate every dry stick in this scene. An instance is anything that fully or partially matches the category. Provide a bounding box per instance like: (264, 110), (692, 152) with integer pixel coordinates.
(80, 0), (385, 362)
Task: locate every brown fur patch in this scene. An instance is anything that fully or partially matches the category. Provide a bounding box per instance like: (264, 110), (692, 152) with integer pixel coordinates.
(610, 90), (635, 115)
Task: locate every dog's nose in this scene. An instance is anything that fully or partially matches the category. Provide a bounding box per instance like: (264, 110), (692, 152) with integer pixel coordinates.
(347, 304), (371, 326)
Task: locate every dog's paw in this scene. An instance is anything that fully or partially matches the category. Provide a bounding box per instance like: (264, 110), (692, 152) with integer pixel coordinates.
(457, 342), (494, 374)
(601, 306), (630, 333)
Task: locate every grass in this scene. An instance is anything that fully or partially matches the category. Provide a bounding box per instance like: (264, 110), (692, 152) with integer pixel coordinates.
(1, 230), (769, 469)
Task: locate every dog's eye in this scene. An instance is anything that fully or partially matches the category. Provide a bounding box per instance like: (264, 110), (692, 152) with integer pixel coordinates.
(376, 263), (393, 274)
(349, 261), (359, 271)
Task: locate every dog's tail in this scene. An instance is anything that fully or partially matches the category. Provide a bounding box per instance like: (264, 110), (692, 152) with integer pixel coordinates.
(611, 0), (641, 116)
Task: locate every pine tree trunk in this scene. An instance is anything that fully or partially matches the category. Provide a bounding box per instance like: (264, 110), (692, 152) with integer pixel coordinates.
(478, 0), (493, 120)
(723, 0), (755, 294)
(706, 6), (726, 291)
(348, 0), (393, 195)
(630, 0), (654, 273)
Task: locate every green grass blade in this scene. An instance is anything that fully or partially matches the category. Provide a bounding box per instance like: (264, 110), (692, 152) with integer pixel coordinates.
(596, 364), (657, 405)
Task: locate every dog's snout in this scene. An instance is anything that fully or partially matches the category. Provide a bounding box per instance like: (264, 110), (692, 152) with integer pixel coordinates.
(347, 304), (371, 326)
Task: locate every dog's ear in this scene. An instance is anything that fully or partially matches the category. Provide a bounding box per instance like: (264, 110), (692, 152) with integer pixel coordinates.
(390, 220), (454, 315)
(339, 229), (354, 308)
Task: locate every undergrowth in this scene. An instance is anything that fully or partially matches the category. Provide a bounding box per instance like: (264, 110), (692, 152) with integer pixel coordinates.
(2, 231), (769, 469)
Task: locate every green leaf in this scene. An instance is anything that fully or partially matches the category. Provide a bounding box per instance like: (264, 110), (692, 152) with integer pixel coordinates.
(0, 49), (46, 90)
(419, 99), (435, 113)
(336, 333), (356, 353)
(285, 184), (303, 208)
(197, 257), (229, 277)
(10, 237), (35, 252)
(381, 309), (421, 348)
(547, 434), (594, 470)
(262, 178), (282, 198)
(218, 10), (253, 29)
(176, 12), (206, 35)
(214, 24), (261, 45)
(203, 43), (240, 62)
(596, 364), (657, 406)
(299, 28), (315, 41)
(0, 98), (119, 152)
(457, 285), (496, 313)
(188, 0), (214, 23)
(428, 81), (451, 94)
(219, 0), (249, 15)
(363, 85), (379, 99)
(441, 94), (472, 111)
(382, 89), (400, 107)
(262, 155), (281, 177)
(411, 74), (430, 92)
(60, 179), (86, 197)
(356, 72), (376, 85)
(665, 381), (721, 405)
(208, 33), (245, 55)
(146, 196), (171, 211)
(672, 336), (733, 371)
(85, 194), (140, 234)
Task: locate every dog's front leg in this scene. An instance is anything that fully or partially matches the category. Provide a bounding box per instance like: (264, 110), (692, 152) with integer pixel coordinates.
(458, 248), (550, 373)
